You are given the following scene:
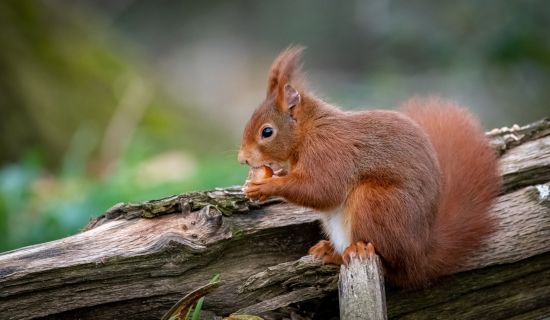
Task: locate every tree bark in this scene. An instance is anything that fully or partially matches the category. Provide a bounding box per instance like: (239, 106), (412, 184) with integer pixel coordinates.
(0, 118), (548, 320)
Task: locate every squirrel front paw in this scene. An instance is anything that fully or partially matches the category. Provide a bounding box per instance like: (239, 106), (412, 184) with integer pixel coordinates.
(342, 241), (375, 265)
(308, 240), (343, 265)
(244, 177), (278, 202)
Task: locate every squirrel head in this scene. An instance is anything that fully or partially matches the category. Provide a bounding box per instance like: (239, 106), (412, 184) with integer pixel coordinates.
(238, 46), (305, 171)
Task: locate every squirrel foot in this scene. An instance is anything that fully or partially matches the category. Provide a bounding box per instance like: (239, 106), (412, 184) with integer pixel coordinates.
(342, 241), (375, 265)
(308, 240), (343, 265)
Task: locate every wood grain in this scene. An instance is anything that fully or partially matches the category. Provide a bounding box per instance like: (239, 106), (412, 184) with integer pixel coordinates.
(338, 246), (387, 320)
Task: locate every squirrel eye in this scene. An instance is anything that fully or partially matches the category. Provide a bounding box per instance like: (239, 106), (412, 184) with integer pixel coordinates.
(261, 127), (274, 139)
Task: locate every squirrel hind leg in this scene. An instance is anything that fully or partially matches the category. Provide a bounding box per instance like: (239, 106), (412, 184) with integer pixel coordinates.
(308, 240), (343, 265)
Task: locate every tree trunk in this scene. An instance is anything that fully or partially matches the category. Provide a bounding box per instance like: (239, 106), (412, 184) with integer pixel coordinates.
(0, 119), (549, 320)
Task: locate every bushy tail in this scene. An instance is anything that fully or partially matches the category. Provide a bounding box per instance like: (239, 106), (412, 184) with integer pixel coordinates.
(402, 97), (501, 281)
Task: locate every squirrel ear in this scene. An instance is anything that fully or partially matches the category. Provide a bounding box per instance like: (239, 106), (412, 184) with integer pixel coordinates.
(284, 84), (300, 111)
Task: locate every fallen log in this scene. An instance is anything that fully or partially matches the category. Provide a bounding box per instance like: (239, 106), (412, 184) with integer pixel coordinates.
(0, 118), (548, 320)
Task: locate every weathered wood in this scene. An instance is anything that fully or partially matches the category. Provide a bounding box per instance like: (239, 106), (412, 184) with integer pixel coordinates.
(487, 118), (550, 150)
(386, 251), (550, 319)
(338, 244), (387, 320)
(0, 119), (548, 320)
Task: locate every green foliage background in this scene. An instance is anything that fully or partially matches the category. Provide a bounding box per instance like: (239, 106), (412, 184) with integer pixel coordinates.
(0, 0), (548, 252)
(0, 1), (247, 251)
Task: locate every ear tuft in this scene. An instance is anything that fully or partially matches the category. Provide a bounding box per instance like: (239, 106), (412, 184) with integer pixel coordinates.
(266, 45), (305, 98)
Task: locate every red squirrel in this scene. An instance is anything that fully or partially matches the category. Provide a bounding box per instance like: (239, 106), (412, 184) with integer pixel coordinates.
(238, 46), (500, 288)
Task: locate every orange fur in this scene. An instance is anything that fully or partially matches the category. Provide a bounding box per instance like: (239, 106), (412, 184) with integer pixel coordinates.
(308, 240), (344, 265)
(239, 47), (501, 288)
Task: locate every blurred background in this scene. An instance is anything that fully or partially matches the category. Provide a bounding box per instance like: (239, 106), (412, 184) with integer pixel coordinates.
(0, 0), (548, 252)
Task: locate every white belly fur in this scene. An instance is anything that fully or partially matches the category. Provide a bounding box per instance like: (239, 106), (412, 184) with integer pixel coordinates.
(322, 208), (350, 254)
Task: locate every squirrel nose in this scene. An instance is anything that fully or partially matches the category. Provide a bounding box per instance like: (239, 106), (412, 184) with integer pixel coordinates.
(238, 151), (248, 165)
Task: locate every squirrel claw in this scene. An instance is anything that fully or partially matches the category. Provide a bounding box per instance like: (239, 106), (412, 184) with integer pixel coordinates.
(342, 241), (373, 265)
